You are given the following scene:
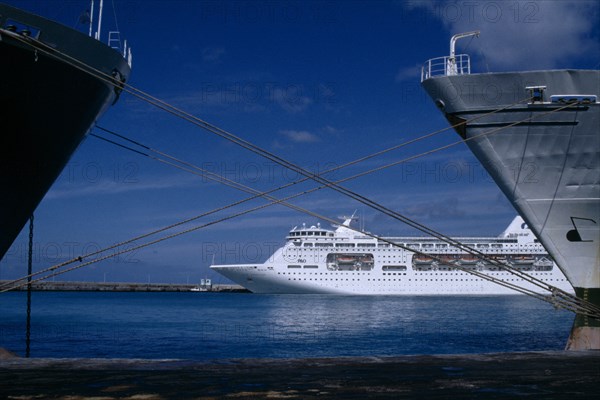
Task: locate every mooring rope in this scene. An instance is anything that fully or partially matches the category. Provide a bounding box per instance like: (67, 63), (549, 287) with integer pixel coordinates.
(2, 29), (598, 318)
(1, 100), (576, 294)
(4, 102), (598, 317)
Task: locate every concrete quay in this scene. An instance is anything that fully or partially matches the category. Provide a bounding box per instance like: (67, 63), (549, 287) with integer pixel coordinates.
(0, 351), (598, 399)
(0, 280), (248, 292)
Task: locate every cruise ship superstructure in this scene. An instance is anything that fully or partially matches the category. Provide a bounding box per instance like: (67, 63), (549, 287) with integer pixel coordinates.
(211, 215), (572, 296)
(420, 32), (599, 349)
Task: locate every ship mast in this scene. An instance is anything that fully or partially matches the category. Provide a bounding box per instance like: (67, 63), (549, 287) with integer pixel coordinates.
(88, 0), (94, 37)
(96, 0), (103, 41)
(88, 0), (104, 41)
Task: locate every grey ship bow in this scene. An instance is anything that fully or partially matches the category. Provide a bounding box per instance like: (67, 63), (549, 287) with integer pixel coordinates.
(421, 32), (600, 350)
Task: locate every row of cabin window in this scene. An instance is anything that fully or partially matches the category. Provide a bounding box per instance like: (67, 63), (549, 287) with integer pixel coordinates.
(289, 231), (332, 237)
(292, 242), (510, 249)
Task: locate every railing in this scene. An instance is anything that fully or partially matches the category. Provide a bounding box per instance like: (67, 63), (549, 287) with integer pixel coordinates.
(108, 30), (121, 51)
(421, 54), (471, 82)
(108, 30), (132, 68)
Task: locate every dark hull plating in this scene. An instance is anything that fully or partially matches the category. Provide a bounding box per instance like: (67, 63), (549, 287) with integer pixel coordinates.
(0, 3), (130, 259)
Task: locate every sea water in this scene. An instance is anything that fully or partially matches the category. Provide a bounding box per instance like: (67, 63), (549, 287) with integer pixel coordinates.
(0, 292), (573, 359)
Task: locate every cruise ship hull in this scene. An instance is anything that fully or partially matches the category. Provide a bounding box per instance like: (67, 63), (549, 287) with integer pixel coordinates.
(422, 69), (599, 349)
(213, 264), (572, 296)
(0, 4), (131, 259)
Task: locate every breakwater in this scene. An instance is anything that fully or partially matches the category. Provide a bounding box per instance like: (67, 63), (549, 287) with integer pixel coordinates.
(0, 280), (248, 292)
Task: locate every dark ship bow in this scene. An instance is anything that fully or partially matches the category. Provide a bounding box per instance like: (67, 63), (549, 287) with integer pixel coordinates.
(0, 3), (131, 259)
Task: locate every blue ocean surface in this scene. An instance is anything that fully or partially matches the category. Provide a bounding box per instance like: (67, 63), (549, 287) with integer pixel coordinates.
(0, 292), (573, 359)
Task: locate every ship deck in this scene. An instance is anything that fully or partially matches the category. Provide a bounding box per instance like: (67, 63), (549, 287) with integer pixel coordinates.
(1, 351), (598, 399)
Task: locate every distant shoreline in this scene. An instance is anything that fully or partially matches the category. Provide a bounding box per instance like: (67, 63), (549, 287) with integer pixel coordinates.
(0, 280), (249, 293)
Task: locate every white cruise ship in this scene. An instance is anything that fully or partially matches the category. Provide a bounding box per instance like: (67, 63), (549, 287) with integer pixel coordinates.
(211, 215), (572, 295)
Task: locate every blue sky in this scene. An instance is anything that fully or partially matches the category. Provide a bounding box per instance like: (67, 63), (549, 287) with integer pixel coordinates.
(2, 0), (599, 284)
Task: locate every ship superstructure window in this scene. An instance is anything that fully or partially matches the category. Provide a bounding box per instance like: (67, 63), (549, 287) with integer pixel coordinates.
(550, 94), (597, 104)
(326, 253), (374, 271)
(303, 265), (318, 269)
(287, 265), (301, 269)
(383, 265), (407, 271)
(290, 229), (331, 237)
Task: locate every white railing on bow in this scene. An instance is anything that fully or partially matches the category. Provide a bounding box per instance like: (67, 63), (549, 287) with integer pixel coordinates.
(421, 54), (471, 82)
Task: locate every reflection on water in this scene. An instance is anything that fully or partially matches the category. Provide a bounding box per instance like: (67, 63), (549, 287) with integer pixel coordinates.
(0, 292), (573, 359)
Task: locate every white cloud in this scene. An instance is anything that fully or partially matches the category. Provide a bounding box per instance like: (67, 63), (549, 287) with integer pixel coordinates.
(46, 174), (202, 200)
(271, 86), (312, 113)
(406, 0), (599, 70)
(165, 81), (316, 114)
(322, 125), (343, 138)
(202, 47), (226, 63)
(279, 129), (320, 143)
(322, 125), (338, 134)
(395, 63), (422, 82)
